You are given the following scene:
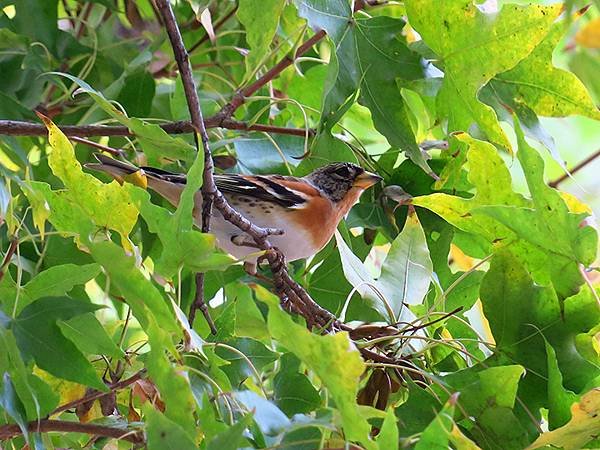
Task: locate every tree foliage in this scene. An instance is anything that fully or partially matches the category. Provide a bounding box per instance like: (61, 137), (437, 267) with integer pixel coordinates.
(1, 0), (599, 449)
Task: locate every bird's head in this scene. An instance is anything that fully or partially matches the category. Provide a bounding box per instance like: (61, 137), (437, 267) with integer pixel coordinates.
(306, 162), (382, 202)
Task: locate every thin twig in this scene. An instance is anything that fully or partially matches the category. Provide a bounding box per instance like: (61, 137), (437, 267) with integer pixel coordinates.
(156, 0), (218, 331)
(0, 420), (143, 444)
(52, 369), (146, 415)
(220, 30), (327, 116)
(0, 118), (312, 138)
(70, 136), (124, 156)
(549, 147), (600, 188)
(0, 238), (19, 283)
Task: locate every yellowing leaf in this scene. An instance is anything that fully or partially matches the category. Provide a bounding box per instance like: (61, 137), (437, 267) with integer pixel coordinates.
(494, 19), (600, 120)
(527, 388), (600, 450)
(561, 191), (593, 215)
(21, 184), (50, 240)
(405, 1), (561, 150)
(36, 113), (138, 248)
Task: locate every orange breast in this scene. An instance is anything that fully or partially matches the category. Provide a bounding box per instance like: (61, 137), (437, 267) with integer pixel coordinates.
(292, 187), (365, 251)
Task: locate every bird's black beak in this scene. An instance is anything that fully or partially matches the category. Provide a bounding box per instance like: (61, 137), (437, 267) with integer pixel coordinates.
(353, 170), (383, 189)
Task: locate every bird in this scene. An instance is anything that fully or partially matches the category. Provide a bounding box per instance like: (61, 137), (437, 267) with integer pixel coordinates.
(87, 154), (382, 271)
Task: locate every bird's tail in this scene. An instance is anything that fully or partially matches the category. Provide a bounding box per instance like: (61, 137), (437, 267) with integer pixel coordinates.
(85, 153), (140, 179)
(86, 153), (188, 207)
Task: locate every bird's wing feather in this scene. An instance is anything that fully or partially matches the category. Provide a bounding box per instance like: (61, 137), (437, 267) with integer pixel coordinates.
(138, 168), (309, 209)
(216, 174), (308, 208)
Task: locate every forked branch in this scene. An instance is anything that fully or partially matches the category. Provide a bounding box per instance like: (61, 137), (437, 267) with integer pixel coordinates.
(154, 0), (336, 331)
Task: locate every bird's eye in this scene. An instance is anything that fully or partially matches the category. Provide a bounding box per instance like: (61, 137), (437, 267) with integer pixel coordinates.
(333, 166), (351, 177)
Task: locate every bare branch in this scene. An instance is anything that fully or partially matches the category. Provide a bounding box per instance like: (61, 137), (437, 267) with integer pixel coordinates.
(0, 420), (143, 444)
(70, 136), (124, 156)
(549, 147), (600, 188)
(0, 118), (312, 138)
(155, 0), (219, 331)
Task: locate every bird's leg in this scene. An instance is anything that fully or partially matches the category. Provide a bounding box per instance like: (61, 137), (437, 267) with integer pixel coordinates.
(232, 235), (271, 282)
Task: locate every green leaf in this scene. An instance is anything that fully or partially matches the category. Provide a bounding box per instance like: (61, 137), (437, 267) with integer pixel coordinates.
(258, 286), (376, 450)
(274, 353), (321, 416)
(36, 115), (138, 248)
(145, 406), (197, 450)
(0, 330), (59, 420)
(353, 17), (430, 173)
(58, 312), (124, 359)
(128, 187), (232, 278)
(206, 414), (253, 450)
(127, 147), (233, 277)
(335, 210), (433, 322)
(480, 251), (599, 427)
(233, 283), (269, 341)
(295, 0), (351, 43)
(115, 69), (156, 118)
(334, 231), (388, 320)
(0, 372), (30, 443)
(475, 120), (597, 296)
(216, 337), (278, 387)
(377, 211), (433, 320)
(297, 2), (428, 170)
(545, 341), (578, 429)
(405, 0), (561, 149)
(11, 297), (106, 391)
(493, 19), (600, 120)
(413, 130), (596, 298)
(234, 134), (304, 175)
(376, 408), (399, 450)
(443, 365), (529, 449)
(1, 263), (101, 316)
(414, 395), (456, 450)
(146, 320), (197, 436)
(88, 240), (179, 335)
(54, 73), (194, 162)
(238, 0), (286, 71)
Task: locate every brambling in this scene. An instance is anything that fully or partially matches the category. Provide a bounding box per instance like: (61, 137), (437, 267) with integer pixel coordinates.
(88, 154), (382, 269)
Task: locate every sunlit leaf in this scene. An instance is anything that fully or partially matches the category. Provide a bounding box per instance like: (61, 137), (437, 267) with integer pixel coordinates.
(238, 0), (286, 71)
(258, 286), (376, 450)
(493, 19), (600, 120)
(527, 388), (600, 450)
(405, 0), (561, 150)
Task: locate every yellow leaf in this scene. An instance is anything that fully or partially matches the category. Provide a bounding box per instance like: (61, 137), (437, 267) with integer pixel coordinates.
(576, 18), (600, 49)
(22, 184), (50, 240)
(450, 243), (474, 271)
(36, 112), (138, 249)
(527, 388), (600, 450)
(450, 424), (482, 450)
(560, 191), (593, 214)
